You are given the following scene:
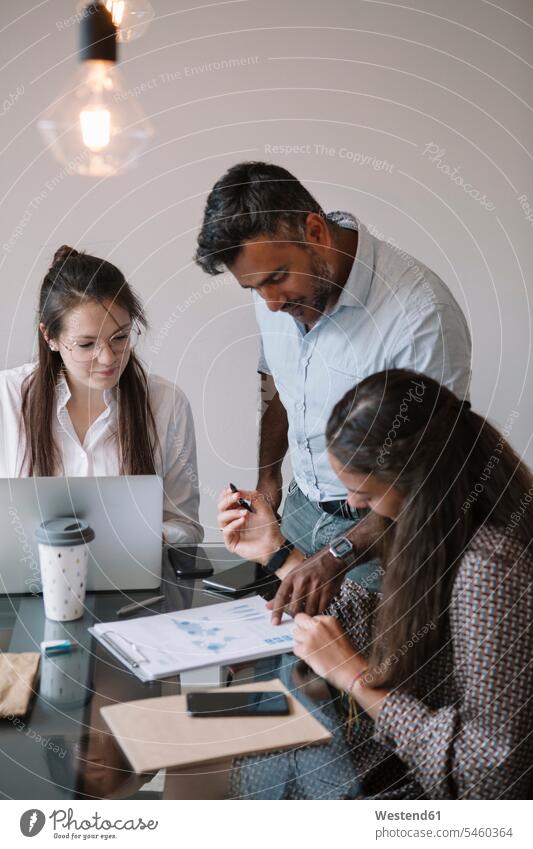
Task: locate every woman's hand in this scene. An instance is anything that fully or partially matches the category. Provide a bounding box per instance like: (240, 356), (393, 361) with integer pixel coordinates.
(217, 487), (285, 565)
(292, 614), (391, 720)
(292, 614), (365, 692)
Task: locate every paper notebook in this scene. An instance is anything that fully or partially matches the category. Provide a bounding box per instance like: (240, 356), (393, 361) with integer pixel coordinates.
(100, 679), (332, 774)
(89, 595), (295, 682)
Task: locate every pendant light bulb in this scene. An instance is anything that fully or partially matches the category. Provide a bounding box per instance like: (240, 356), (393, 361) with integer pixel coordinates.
(38, 5), (153, 177)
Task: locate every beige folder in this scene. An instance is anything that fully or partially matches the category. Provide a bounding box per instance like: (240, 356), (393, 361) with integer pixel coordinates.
(0, 652), (40, 718)
(100, 679), (332, 774)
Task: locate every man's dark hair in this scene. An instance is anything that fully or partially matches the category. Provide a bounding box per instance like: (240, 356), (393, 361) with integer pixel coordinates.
(195, 161), (325, 275)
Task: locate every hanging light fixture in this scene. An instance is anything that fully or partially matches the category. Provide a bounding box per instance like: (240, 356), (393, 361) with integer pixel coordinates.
(38, 3), (153, 177)
(76, 0), (155, 42)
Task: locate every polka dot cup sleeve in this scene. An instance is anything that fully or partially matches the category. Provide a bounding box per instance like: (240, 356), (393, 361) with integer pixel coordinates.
(35, 518), (95, 622)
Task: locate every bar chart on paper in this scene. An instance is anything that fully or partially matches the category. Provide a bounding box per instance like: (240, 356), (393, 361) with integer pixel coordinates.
(90, 595), (295, 681)
(173, 601), (270, 651)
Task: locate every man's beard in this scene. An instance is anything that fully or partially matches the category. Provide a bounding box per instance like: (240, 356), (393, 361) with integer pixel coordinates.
(308, 250), (336, 315)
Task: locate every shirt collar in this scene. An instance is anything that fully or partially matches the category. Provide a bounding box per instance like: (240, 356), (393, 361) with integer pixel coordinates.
(327, 211), (374, 310)
(56, 369), (71, 411)
(55, 369), (117, 415)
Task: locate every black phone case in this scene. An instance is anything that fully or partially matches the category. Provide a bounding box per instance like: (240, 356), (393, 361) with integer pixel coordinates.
(186, 692), (289, 717)
(166, 547), (214, 579)
(202, 564), (280, 600)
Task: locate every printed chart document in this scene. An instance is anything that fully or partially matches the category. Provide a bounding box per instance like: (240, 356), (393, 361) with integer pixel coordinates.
(89, 595), (294, 682)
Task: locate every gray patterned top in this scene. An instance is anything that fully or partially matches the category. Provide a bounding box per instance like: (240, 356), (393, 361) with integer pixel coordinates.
(329, 522), (533, 799)
(231, 522), (532, 799)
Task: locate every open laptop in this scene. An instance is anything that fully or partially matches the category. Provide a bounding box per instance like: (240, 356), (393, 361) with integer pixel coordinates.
(0, 476), (164, 594)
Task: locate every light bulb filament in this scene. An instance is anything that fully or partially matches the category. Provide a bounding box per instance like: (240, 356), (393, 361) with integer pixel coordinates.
(80, 108), (111, 151)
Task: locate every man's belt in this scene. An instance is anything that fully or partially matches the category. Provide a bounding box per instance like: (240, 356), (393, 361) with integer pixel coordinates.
(318, 499), (357, 520)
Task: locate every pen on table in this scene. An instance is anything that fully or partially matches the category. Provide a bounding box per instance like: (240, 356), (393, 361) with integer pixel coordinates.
(116, 594), (165, 617)
(229, 482), (255, 513)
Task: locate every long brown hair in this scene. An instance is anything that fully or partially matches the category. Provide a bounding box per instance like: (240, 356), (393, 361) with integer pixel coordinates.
(21, 245), (158, 476)
(326, 369), (533, 690)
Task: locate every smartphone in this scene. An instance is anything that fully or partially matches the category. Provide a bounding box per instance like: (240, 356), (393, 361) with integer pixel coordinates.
(202, 562), (280, 599)
(167, 547), (214, 579)
(186, 691), (290, 717)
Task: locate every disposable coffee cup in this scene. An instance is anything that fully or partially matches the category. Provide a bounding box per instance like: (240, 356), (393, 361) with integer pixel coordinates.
(35, 518), (95, 622)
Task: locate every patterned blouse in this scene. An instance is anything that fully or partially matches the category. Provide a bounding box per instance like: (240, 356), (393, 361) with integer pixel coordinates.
(231, 523), (532, 799)
(327, 522), (533, 799)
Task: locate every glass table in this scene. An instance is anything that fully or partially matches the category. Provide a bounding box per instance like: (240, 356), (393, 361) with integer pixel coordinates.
(0, 545), (288, 800)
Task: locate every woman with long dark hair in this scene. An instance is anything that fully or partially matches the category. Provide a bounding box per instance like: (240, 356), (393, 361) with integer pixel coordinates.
(0, 245), (202, 543)
(217, 369), (532, 799)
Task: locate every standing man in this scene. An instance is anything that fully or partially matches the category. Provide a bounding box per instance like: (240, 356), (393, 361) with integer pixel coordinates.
(196, 161), (471, 605)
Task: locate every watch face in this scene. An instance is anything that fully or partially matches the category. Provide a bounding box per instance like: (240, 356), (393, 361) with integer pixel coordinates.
(332, 537), (352, 557)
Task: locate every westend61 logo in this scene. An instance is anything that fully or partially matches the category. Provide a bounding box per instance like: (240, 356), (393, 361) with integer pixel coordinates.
(19, 808), (159, 838)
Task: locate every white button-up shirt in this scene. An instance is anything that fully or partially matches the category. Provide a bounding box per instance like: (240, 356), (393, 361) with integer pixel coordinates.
(256, 212), (472, 501)
(0, 363), (203, 544)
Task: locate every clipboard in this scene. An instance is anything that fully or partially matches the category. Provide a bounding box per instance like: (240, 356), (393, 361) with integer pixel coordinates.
(88, 628), (154, 681)
(89, 595), (295, 682)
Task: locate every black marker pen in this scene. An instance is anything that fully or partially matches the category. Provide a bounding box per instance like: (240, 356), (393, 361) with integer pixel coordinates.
(229, 482), (255, 513)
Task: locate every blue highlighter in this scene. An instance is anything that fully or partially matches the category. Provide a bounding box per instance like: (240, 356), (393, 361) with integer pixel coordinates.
(40, 640), (76, 656)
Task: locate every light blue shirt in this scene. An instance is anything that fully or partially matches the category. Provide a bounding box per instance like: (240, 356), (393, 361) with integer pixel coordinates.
(255, 212), (472, 501)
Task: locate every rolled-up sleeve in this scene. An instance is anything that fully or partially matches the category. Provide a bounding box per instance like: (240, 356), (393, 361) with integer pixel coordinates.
(374, 544), (533, 798)
(161, 388), (203, 544)
(257, 336), (271, 375)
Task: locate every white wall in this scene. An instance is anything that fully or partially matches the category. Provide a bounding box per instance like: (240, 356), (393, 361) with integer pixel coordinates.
(1, 0), (532, 539)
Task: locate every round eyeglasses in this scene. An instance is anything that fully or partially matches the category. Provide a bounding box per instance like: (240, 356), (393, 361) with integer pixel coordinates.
(59, 327), (141, 363)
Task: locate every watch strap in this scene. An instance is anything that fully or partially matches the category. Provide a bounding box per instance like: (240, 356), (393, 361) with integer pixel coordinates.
(262, 540), (295, 575)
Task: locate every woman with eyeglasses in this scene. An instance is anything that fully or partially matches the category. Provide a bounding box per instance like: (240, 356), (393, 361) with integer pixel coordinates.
(217, 369), (532, 799)
(0, 245), (203, 544)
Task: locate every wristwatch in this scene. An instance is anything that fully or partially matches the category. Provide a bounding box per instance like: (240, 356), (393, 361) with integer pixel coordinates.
(262, 540), (295, 575)
(329, 535), (357, 569)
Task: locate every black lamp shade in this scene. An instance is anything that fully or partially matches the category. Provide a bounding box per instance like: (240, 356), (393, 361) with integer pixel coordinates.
(80, 3), (117, 62)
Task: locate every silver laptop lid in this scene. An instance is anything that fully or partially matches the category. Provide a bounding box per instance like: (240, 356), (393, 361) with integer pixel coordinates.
(0, 476), (163, 593)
